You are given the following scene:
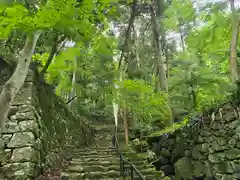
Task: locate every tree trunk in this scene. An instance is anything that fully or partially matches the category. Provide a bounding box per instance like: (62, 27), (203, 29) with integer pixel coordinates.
(178, 19), (185, 52)
(40, 35), (65, 77)
(151, 1), (173, 126)
(0, 31), (41, 129)
(68, 57), (77, 108)
(123, 105), (129, 145)
(150, 6), (168, 92)
(229, 0), (240, 83)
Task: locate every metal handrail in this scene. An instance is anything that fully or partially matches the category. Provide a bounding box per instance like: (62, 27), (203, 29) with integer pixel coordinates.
(113, 126), (145, 180)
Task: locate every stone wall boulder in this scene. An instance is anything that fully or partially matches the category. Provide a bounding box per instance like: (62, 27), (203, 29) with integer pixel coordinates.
(0, 61), (95, 180)
(147, 103), (240, 180)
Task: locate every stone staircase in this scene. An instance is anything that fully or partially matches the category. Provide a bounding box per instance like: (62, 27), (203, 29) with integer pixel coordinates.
(60, 125), (121, 180)
(60, 146), (121, 179)
(60, 125), (169, 180)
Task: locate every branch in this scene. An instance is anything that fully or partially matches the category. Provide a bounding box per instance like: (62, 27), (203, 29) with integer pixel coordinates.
(118, 0), (137, 70)
(40, 34), (66, 76)
(65, 95), (78, 104)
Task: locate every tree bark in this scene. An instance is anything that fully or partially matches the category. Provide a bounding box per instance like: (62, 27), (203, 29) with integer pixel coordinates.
(0, 31), (41, 129)
(40, 35), (65, 77)
(118, 0), (137, 69)
(229, 0), (240, 83)
(150, 5), (168, 92)
(123, 104), (129, 145)
(68, 57), (78, 108)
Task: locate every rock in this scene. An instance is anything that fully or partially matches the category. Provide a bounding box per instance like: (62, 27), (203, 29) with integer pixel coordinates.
(161, 148), (171, 158)
(152, 156), (169, 170)
(236, 142), (240, 148)
(10, 147), (40, 163)
(227, 130), (235, 136)
(184, 150), (191, 157)
(160, 164), (174, 175)
(222, 107), (237, 121)
(0, 139), (5, 149)
(228, 138), (237, 148)
(213, 162), (234, 174)
(1, 162), (36, 179)
(205, 161), (214, 177)
(228, 120), (239, 129)
(161, 176), (171, 180)
(200, 130), (211, 137)
(67, 164), (84, 172)
(18, 105), (35, 113)
(208, 152), (225, 163)
(60, 172), (81, 179)
(236, 126), (240, 137)
(174, 157), (192, 179)
(209, 141), (226, 153)
(0, 149), (11, 163)
(192, 146), (206, 160)
(171, 149), (184, 164)
(132, 138), (148, 152)
(1, 134), (12, 145)
(192, 161), (205, 177)
(225, 148), (240, 160)
(233, 173), (240, 179)
(198, 143), (209, 153)
(159, 156), (170, 165)
(19, 120), (40, 137)
(196, 136), (204, 143)
(231, 162), (240, 173)
(2, 121), (20, 133)
(8, 106), (19, 117)
(216, 138), (227, 146)
(215, 173), (235, 180)
(211, 121), (222, 130)
(7, 132), (35, 148)
(10, 111), (35, 121)
(214, 130), (227, 137)
(14, 83), (33, 104)
(204, 136), (214, 143)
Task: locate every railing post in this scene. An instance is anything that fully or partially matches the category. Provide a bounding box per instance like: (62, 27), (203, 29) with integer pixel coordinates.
(112, 125), (117, 148)
(120, 157), (123, 176)
(130, 165), (134, 180)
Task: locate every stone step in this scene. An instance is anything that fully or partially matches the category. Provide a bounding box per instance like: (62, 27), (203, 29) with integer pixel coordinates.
(71, 147), (116, 152)
(141, 169), (164, 176)
(66, 164), (120, 173)
(70, 156), (120, 163)
(60, 170), (119, 179)
(68, 150), (117, 156)
(124, 160), (146, 165)
(68, 154), (115, 159)
(69, 160), (120, 166)
(145, 175), (163, 180)
(123, 153), (147, 160)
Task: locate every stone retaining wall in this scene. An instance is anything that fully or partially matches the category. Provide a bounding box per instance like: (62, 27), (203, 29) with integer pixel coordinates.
(148, 103), (240, 180)
(0, 60), (95, 179)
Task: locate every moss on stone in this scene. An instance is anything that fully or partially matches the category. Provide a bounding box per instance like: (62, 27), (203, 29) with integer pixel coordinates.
(161, 176), (171, 180)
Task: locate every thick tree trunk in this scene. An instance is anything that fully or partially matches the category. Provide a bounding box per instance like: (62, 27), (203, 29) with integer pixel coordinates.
(151, 1), (173, 126)
(229, 0), (240, 83)
(150, 6), (168, 92)
(0, 31), (41, 129)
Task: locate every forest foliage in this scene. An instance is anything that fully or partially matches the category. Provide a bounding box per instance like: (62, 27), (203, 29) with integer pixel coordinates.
(0, 0), (240, 137)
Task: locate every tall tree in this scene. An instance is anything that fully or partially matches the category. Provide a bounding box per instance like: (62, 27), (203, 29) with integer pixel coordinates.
(229, 0), (240, 83)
